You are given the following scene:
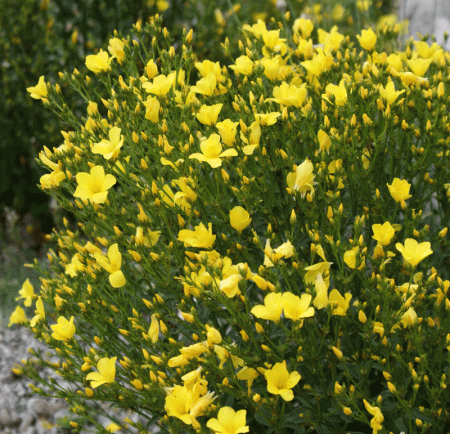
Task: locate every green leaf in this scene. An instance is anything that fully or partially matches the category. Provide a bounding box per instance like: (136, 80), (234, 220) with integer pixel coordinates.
(394, 417), (408, 432)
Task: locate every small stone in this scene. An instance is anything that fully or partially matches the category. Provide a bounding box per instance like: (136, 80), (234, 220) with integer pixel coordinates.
(19, 413), (34, 431)
(27, 397), (66, 418)
(0, 408), (21, 427)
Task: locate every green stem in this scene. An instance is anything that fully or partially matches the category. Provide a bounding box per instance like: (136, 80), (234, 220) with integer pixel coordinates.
(277, 399), (286, 434)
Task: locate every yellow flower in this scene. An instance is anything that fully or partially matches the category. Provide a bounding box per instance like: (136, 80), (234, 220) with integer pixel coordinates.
(229, 206), (251, 233)
(328, 289), (352, 316)
(301, 50), (333, 77)
(8, 306), (28, 327)
(74, 165), (116, 204)
(297, 39), (314, 58)
(413, 40), (442, 59)
(15, 278), (35, 307)
(318, 26), (345, 52)
(85, 50), (111, 73)
(243, 19), (267, 38)
(156, 0), (169, 12)
(144, 97), (161, 123)
(343, 246), (364, 270)
(255, 112), (281, 126)
(399, 306), (418, 327)
(164, 385), (193, 425)
(407, 56), (433, 77)
(331, 346), (343, 360)
(26, 76), (48, 100)
(304, 262), (332, 286)
(179, 342), (209, 359)
(259, 56), (282, 81)
(236, 367), (258, 392)
(65, 253), (85, 277)
(240, 121), (261, 155)
(206, 325), (222, 347)
(39, 153), (66, 189)
(30, 297), (46, 327)
(92, 126), (123, 160)
(263, 29), (286, 51)
(149, 314), (159, 343)
(322, 80), (347, 106)
(191, 73), (217, 96)
(178, 223), (216, 249)
(343, 406), (352, 416)
(358, 310), (367, 324)
(207, 407), (249, 434)
(378, 81), (405, 105)
(142, 73), (175, 96)
(373, 321), (385, 336)
(108, 38), (125, 64)
(398, 71), (425, 86)
(229, 55), (254, 76)
(146, 60), (158, 79)
(266, 82), (307, 107)
(86, 357), (117, 388)
(292, 17), (314, 39)
(165, 384), (216, 428)
(94, 243), (126, 288)
(372, 222), (395, 246)
(196, 104), (223, 126)
(264, 361), (301, 401)
(216, 119), (238, 147)
(189, 134), (238, 168)
(105, 422), (121, 433)
(313, 273), (329, 309)
(51, 316), (76, 341)
(395, 238), (433, 267)
(286, 159), (316, 197)
(386, 178), (412, 209)
(251, 292), (283, 322)
(218, 266), (247, 298)
(327, 159), (345, 188)
(282, 292), (315, 321)
(332, 4), (345, 21)
(357, 0), (371, 12)
(363, 399), (384, 433)
(264, 240), (294, 267)
(195, 60), (224, 82)
(357, 28), (377, 51)
(317, 129), (331, 153)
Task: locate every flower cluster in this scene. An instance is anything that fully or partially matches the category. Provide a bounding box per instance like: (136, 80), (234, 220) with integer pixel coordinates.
(12, 12), (450, 434)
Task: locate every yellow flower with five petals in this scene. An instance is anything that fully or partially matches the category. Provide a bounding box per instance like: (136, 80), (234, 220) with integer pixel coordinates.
(387, 178), (412, 209)
(189, 134), (238, 168)
(92, 126), (124, 161)
(86, 357), (117, 388)
(27, 76), (48, 101)
(264, 361), (301, 401)
(74, 165), (116, 204)
(395, 238), (433, 267)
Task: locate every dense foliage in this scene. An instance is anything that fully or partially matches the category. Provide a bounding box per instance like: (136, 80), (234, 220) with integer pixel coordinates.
(0, 0), (393, 247)
(11, 4), (450, 434)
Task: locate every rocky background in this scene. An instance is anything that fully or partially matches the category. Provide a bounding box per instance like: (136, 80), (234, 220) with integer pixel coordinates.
(0, 327), (148, 434)
(1, 2), (449, 433)
(400, 0), (450, 50)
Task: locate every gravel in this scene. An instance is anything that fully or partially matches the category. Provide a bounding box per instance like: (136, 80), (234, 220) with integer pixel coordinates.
(0, 326), (147, 434)
(0, 326), (68, 434)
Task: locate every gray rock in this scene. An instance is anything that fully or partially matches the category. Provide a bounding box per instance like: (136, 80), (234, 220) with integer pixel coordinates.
(399, 0), (450, 49)
(0, 326), (148, 433)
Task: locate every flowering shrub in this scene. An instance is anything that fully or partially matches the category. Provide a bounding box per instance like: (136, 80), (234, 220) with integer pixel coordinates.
(11, 11), (450, 434)
(0, 0), (394, 248)
(0, 0), (168, 244)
